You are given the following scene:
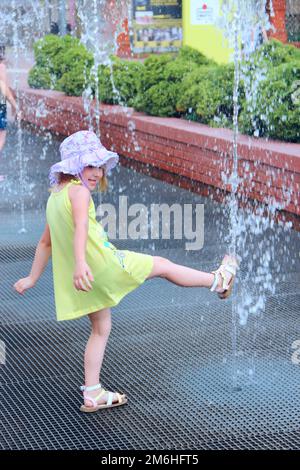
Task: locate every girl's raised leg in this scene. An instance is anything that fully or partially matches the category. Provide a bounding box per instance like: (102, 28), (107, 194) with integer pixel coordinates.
(147, 255), (234, 294)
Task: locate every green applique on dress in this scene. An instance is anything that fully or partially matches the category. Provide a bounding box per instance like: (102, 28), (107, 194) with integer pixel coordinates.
(103, 240), (132, 274)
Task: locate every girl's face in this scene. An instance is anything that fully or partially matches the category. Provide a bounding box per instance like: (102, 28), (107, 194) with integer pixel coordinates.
(82, 165), (104, 190)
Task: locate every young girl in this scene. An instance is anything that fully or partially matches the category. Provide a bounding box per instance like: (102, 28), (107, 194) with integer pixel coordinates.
(14, 130), (239, 413)
(0, 44), (19, 181)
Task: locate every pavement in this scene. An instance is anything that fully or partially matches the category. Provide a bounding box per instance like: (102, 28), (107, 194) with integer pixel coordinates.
(0, 125), (300, 450)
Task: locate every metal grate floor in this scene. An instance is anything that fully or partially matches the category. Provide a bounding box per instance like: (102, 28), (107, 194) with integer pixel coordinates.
(0, 126), (300, 450)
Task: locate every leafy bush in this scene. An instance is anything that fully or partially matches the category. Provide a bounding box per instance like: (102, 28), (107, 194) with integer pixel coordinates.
(58, 64), (93, 96)
(57, 47), (94, 96)
(176, 64), (237, 127)
(33, 35), (64, 69)
(138, 54), (174, 91)
(28, 36), (300, 142)
(28, 66), (54, 89)
(251, 39), (300, 67)
(178, 45), (216, 67)
(239, 61), (300, 142)
(135, 80), (180, 117)
(134, 54), (200, 116)
(59, 43), (93, 75)
(97, 58), (143, 107)
(30, 35), (87, 89)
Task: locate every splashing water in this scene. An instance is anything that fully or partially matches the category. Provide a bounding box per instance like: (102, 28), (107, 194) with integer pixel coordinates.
(77, 0), (130, 133)
(12, 0), (26, 234)
(219, 0), (283, 324)
(0, 0), (58, 229)
(217, 0), (298, 389)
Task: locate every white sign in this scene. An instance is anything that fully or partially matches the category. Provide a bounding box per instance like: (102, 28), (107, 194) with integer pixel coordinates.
(191, 0), (219, 25)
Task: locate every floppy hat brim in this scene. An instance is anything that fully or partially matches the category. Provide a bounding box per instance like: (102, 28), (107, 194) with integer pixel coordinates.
(49, 150), (119, 186)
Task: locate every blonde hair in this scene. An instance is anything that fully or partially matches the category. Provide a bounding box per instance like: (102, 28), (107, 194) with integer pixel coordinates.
(49, 168), (108, 193)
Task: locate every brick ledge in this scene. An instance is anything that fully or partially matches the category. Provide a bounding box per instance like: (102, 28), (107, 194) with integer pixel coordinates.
(17, 86), (300, 223)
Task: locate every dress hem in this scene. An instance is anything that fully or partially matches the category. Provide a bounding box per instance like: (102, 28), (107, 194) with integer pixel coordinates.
(56, 255), (154, 322)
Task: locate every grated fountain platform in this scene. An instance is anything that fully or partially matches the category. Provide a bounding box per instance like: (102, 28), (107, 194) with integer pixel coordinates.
(0, 126), (300, 450)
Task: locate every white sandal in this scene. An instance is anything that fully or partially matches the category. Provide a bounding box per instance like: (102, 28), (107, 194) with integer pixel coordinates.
(210, 254), (240, 300)
(80, 383), (128, 413)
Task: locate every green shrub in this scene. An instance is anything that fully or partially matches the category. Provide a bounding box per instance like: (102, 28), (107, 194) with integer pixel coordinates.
(164, 58), (200, 83)
(238, 40), (300, 141)
(28, 66), (54, 89)
(239, 40), (300, 106)
(178, 45), (216, 67)
(135, 80), (180, 117)
(97, 58), (143, 107)
(30, 34), (87, 89)
(239, 61), (300, 142)
(134, 53), (200, 116)
(176, 64), (236, 126)
(56, 42), (92, 76)
(28, 37), (300, 142)
(33, 35), (64, 69)
(57, 47), (94, 96)
(252, 39), (300, 67)
(58, 64), (93, 96)
(139, 54), (174, 90)
(176, 66), (216, 115)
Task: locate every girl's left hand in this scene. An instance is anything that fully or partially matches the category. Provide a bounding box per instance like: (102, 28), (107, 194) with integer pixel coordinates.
(13, 276), (35, 295)
(73, 261), (94, 292)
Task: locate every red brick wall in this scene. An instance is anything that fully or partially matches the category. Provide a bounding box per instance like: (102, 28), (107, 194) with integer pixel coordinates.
(268, 0), (288, 42)
(18, 88), (300, 224)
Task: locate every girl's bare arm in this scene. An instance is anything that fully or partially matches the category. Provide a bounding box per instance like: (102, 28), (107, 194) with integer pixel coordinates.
(29, 224), (52, 283)
(69, 185), (90, 263)
(13, 224), (52, 294)
(69, 185), (94, 291)
(5, 85), (17, 112)
(0, 61), (17, 112)
(0, 79), (17, 112)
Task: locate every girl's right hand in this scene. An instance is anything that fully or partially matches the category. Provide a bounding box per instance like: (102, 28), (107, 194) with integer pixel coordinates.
(13, 276), (35, 295)
(73, 261), (94, 291)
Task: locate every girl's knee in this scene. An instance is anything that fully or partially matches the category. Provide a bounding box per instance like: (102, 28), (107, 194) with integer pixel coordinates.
(92, 320), (111, 337)
(89, 308), (112, 336)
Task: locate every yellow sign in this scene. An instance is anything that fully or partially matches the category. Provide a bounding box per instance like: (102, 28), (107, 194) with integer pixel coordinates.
(183, 0), (232, 64)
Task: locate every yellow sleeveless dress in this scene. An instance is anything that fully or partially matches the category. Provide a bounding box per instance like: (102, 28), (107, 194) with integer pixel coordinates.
(46, 180), (154, 321)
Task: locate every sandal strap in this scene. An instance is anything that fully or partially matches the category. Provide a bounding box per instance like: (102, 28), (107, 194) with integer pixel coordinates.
(222, 264), (237, 275)
(93, 389), (106, 401)
(95, 389), (121, 406)
(210, 272), (219, 292)
(81, 384), (120, 407)
(80, 383), (102, 392)
(210, 263), (237, 292)
(106, 391), (114, 406)
(210, 268), (228, 291)
(80, 384), (105, 407)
